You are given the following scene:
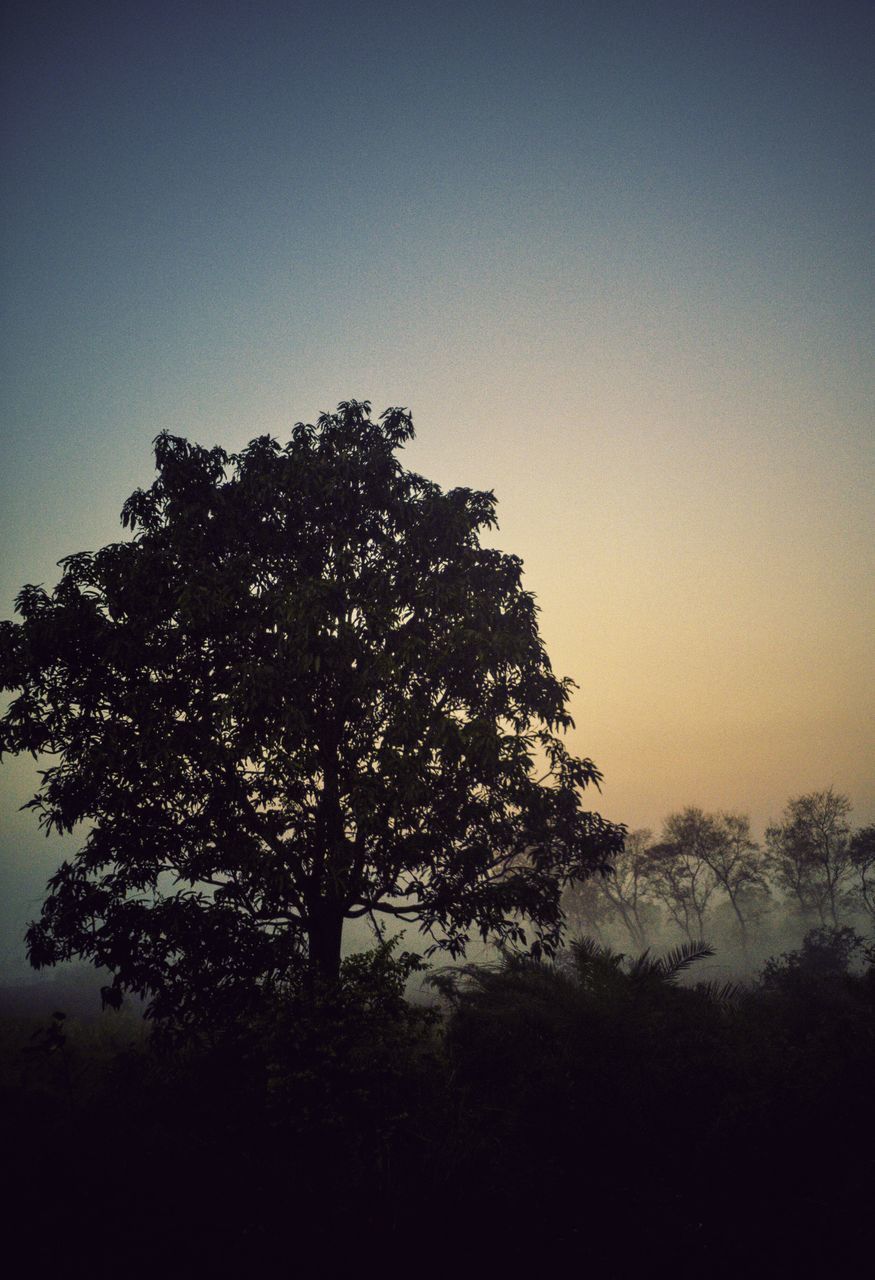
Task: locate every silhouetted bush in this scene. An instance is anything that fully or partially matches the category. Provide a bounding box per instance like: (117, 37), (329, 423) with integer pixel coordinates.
(2, 931), (872, 1272)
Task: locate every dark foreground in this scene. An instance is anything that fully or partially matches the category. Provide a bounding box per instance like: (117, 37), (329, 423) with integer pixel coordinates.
(2, 930), (872, 1276)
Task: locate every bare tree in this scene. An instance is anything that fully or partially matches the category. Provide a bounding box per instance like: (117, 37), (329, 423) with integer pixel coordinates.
(562, 874), (613, 943)
(700, 813), (768, 954)
(600, 828), (659, 950)
(848, 825), (875, 921)
(764, 789), (854, 927)
(647, 809), (719, 943)
(563, 829), (660, 950)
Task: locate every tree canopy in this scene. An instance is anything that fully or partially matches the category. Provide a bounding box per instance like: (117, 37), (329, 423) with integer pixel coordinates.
(0, 400), (622, 1020)
(765, 789), (854, 927)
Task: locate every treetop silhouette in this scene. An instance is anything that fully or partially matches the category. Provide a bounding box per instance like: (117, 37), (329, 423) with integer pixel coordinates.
(0, 400), (622, 1020)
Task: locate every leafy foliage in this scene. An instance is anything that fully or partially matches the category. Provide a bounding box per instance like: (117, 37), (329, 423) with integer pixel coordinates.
(2, 929), (872, 1272)
(0, 400), (622, 1020)
(760, 924), (866, 994)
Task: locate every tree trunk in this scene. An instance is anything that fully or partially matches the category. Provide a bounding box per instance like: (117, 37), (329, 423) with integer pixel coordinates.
(307, 903), (345, 984)
(728, 892), (749, 958)
(631, 910), (648, 951)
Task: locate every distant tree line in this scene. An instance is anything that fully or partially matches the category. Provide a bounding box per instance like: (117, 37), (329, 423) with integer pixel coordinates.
(564, 788), (875, 953)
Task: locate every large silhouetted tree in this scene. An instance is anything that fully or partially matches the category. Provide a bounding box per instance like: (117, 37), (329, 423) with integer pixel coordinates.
(0, 401), (622, 1020)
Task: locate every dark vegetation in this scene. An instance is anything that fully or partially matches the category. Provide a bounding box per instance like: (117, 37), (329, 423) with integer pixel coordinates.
(2, 929), (872, 1272)
(1, 403), (871, 1270)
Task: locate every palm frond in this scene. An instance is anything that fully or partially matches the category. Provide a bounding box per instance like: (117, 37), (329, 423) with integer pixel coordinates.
(693, 979), (742, 1006)
(626, 948), (658, 981)
(655, 940), (715, 983)
(569, 936), (625, 970)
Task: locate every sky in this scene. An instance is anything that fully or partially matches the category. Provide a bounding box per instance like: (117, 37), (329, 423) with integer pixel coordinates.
(1, 0), (873, 977)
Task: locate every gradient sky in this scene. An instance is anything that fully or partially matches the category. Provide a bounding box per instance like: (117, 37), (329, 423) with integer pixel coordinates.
(1, 0), (873, 976)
